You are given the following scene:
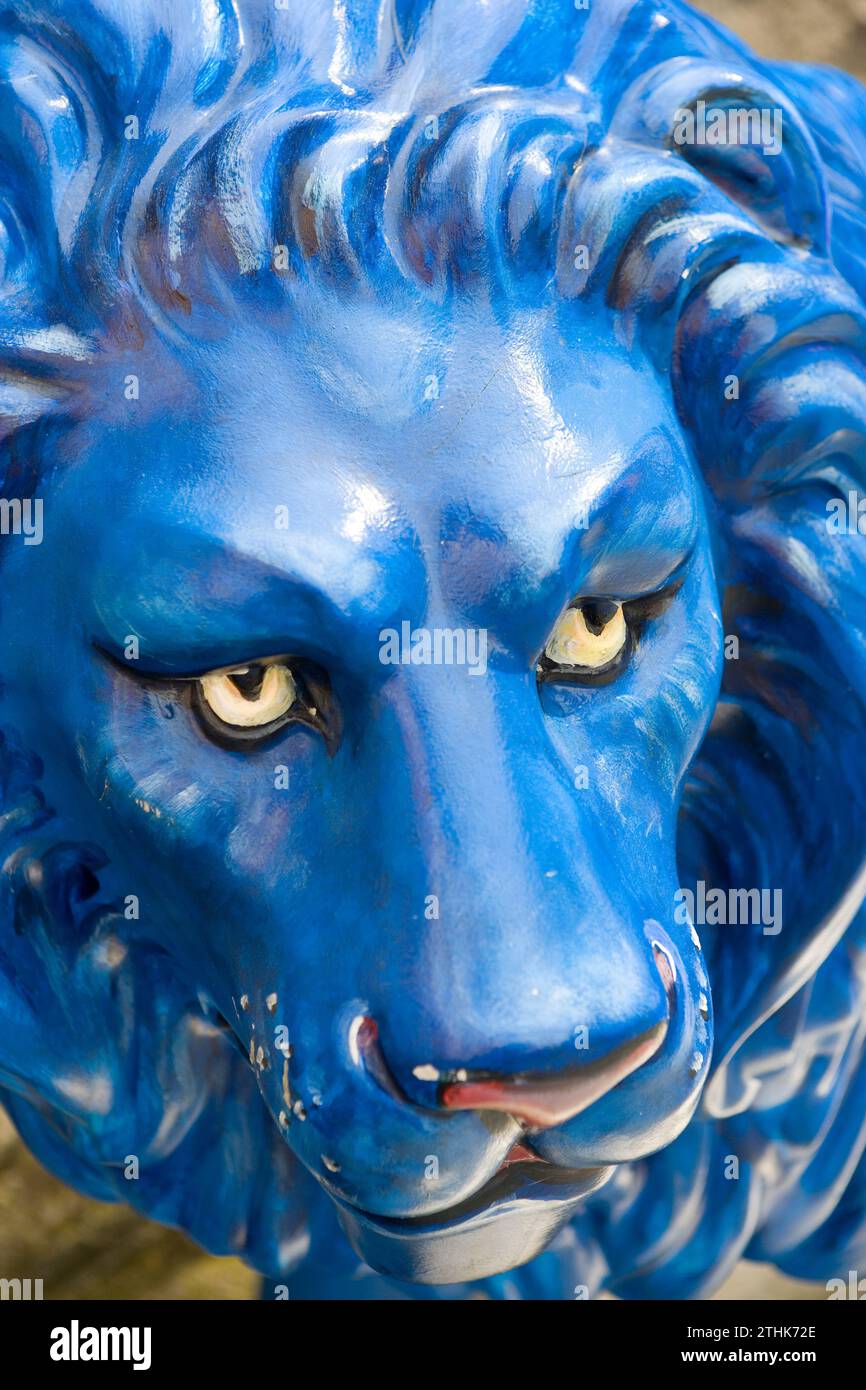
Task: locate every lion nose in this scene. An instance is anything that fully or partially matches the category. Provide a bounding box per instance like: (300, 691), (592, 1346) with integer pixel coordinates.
(436, 1018), (667, 1128)
(354, 942), (675, 1129)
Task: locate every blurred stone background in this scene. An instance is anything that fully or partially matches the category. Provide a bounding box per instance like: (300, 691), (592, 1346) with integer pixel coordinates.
(697, 0), (866, 78)
(0, 1), (849, 1300)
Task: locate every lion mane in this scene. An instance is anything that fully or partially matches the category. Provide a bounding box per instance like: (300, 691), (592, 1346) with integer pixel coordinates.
(2, 0), (866, 1298)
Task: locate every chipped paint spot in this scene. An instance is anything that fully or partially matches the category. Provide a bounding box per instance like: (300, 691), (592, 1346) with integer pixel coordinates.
(101, 937), (127, 969)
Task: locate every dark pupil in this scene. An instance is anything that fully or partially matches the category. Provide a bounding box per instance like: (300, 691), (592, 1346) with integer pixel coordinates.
(580, 600), (618, 636)
(229, 666), (266, 700)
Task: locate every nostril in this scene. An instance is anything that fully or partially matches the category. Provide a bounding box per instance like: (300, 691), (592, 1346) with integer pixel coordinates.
(349, 1014), (410, 1104)
(652, 940), (677, 1008)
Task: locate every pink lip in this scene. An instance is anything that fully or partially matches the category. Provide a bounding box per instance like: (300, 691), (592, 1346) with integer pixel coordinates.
(439, 1019), (667, 1128)
(499, 1140), (545, 1168)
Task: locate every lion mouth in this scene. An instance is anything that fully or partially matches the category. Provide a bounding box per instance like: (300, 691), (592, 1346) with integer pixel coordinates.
(328, 1148), (613, 1235)
(329, 1150), (614, 1284)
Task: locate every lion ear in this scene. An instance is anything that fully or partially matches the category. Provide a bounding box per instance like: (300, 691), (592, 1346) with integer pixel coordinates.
(611, 58), (828, 252)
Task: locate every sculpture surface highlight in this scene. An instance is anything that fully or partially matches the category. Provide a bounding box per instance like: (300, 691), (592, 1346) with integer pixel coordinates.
(1, 0), (866, 1300)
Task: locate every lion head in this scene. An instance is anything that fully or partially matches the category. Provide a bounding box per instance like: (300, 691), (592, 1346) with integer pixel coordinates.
(2, 0), (866, 1299)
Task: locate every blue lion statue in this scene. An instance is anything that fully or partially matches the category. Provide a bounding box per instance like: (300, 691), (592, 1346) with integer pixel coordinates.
(2, 0), (866, 1301)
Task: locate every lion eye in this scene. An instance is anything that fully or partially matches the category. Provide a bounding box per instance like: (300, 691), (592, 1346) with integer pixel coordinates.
(543, 600), (627, 672)
(198, 664), (298, 729)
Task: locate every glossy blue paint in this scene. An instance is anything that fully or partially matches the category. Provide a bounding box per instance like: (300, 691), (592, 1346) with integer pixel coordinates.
(1, 0), (866, 1299)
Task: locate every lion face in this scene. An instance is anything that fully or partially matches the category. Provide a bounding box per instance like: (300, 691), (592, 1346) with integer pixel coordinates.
(0, 296), (722, 1283)
(6, 0), (866, 1303)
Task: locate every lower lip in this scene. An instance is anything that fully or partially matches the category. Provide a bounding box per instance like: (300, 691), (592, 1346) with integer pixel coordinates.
(330, 1159), (614, 1285)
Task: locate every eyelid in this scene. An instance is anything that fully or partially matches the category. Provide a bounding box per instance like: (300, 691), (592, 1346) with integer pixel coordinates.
(93, 644), (294, 683)
(562, 571), (684, 636)
(620, 574), (685, 627)
(568, 568), (687, 626)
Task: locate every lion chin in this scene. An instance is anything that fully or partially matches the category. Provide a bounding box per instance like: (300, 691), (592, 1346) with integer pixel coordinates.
(3, 0), (866, 1303)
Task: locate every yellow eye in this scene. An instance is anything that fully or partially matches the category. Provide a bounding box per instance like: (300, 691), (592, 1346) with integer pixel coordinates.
(543, 601), (627, 671)
(199, 664), (298, 729)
